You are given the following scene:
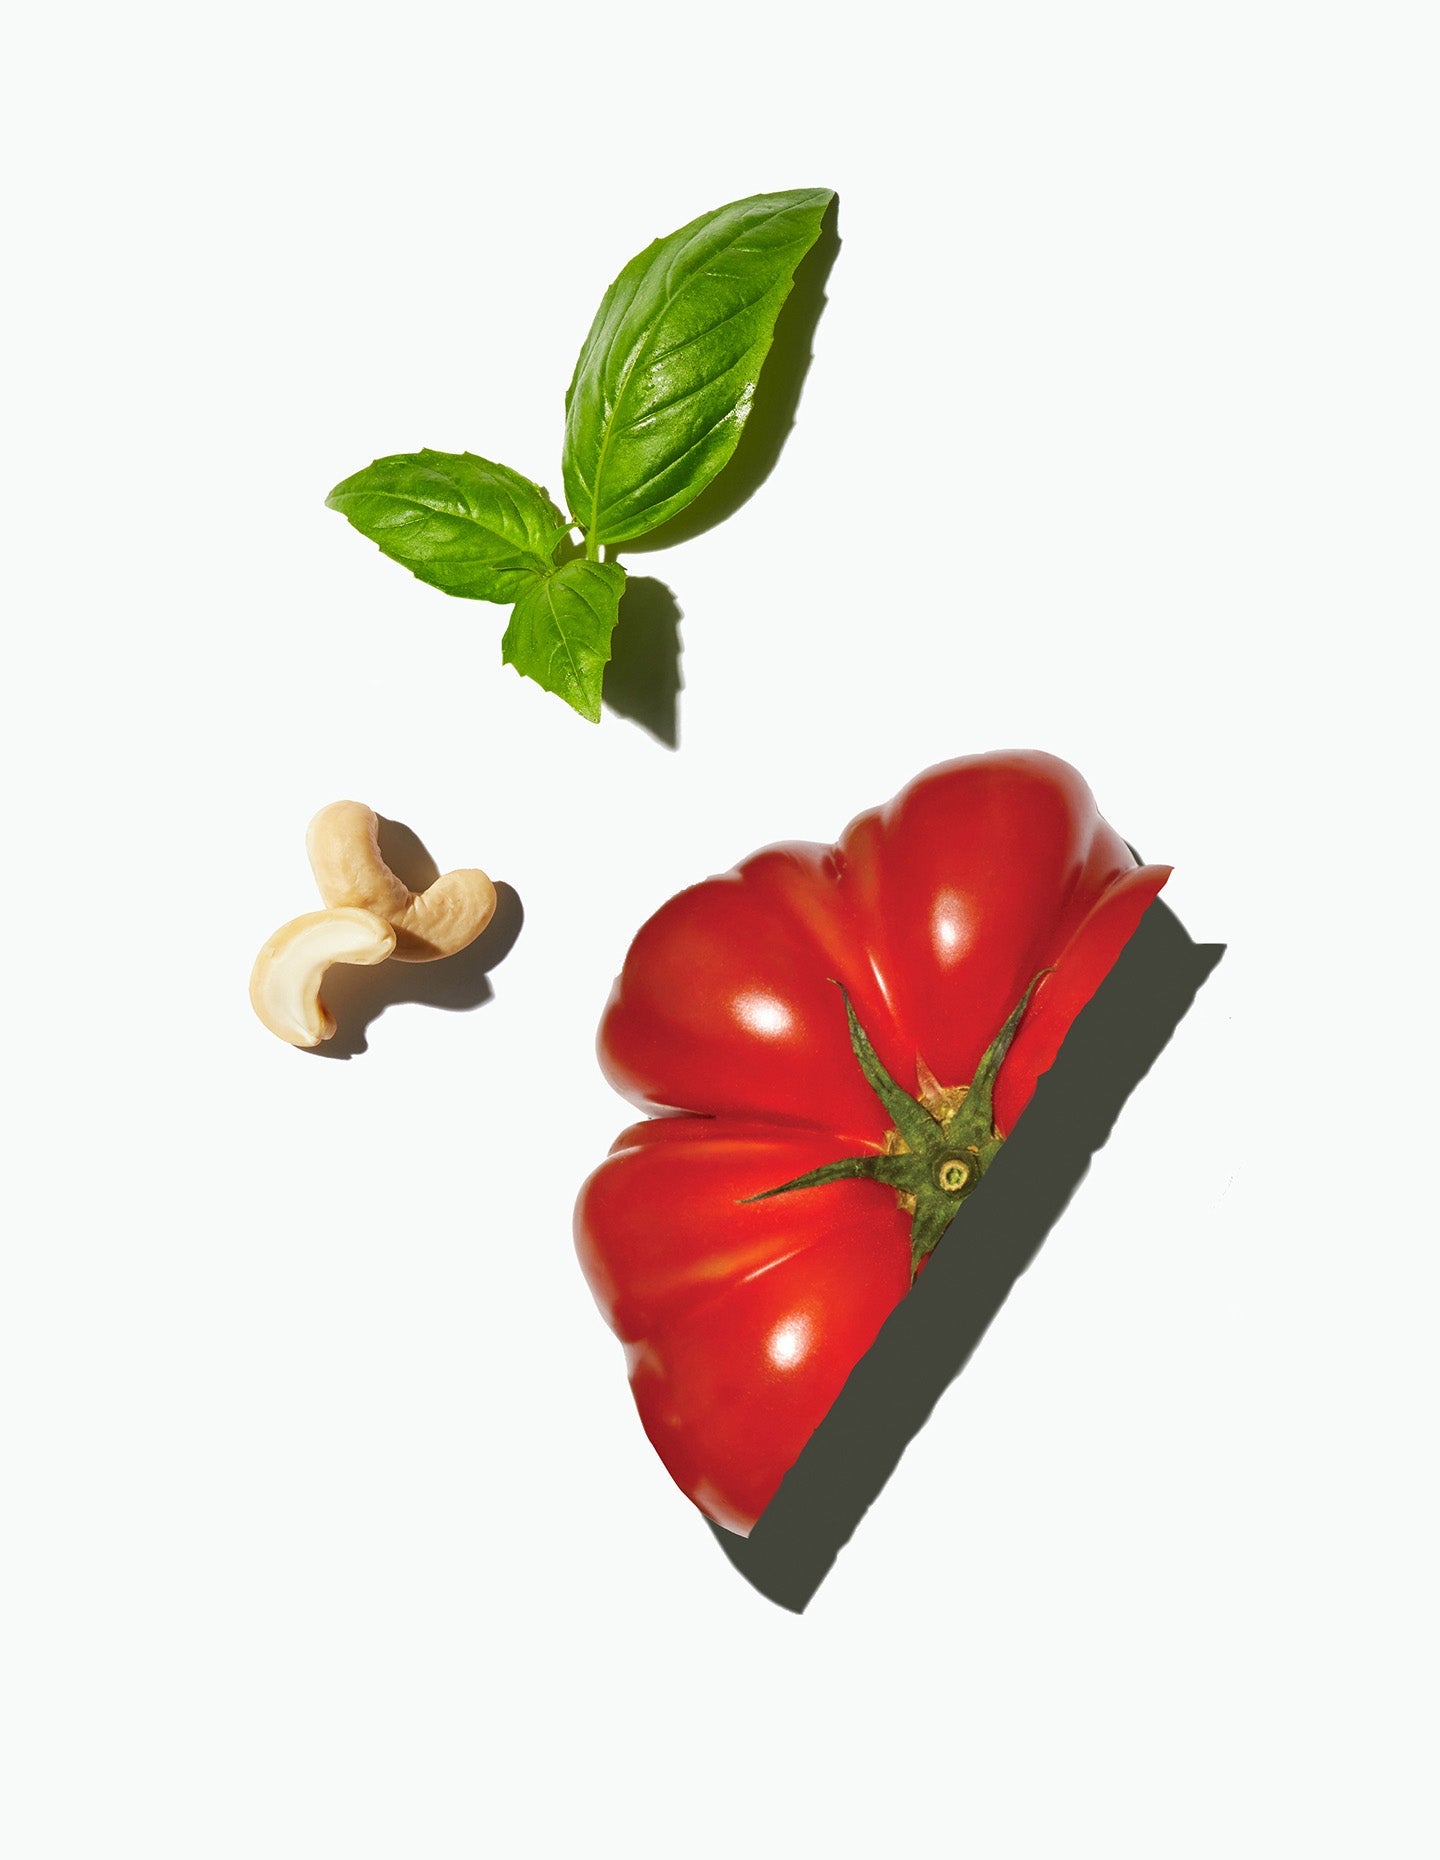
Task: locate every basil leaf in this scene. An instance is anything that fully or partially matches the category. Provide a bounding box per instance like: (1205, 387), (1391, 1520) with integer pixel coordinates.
(501, 560), (627, 723)
(563, 188), (833, 547)
(326, 450), (567, 603)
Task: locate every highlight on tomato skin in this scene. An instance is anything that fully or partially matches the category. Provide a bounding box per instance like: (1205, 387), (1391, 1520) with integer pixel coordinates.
(574, 750), (1171, 1537)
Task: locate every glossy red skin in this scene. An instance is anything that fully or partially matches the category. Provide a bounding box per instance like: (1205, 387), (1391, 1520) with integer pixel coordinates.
(575, 751), (1170, 1537)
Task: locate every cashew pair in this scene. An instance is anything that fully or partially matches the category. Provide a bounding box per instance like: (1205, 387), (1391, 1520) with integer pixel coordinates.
(250, 803), (497, 1047)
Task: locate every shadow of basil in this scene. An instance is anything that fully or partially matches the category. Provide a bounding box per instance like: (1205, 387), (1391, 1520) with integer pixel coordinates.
(307, 815), (523, 1059)
(708, 897), (1224, 1612)
(603, 576), (683, 746)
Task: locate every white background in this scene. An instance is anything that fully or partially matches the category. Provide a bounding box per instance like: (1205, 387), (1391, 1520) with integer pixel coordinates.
(5, 3), (1436, 1854)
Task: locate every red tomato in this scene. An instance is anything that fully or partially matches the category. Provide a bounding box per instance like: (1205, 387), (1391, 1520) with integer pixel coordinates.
(575, 751), (1170, 1537)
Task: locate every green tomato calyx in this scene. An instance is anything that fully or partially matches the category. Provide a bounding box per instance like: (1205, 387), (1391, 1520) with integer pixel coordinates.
(743, 971), (1051, 1278)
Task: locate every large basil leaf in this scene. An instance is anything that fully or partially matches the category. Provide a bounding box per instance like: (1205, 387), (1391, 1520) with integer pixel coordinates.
(563, 189), (833, 547)
(501, 560), (627, 722)
(326, 450), (567, 603)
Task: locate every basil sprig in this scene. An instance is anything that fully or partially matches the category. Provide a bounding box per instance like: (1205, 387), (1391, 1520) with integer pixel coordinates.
(327, 188), (833, 723)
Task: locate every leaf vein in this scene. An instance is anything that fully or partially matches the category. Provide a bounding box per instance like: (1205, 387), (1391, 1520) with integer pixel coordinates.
(599, 403), (742, 521)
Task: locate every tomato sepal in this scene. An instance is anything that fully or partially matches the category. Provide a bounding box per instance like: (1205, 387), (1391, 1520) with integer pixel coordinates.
(744, 971), (1049, 1277)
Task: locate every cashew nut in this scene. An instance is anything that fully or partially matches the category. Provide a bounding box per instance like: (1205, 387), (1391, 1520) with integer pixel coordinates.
(305, 800), (496, 962)
(249, 908), (397, 1048)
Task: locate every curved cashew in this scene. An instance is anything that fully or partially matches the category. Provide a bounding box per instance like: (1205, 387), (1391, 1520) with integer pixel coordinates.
(306, 800), (496, 962)
(249, 908), (397, 1047)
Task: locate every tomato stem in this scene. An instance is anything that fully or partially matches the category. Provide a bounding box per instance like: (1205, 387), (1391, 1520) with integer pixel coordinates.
(743, 972), (1050, 1278)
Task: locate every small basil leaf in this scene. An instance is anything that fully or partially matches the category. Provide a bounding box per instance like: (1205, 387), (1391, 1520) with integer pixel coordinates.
(326, 450), (567, 603)
(500, 560), (627, 723)
(563, 188), (833, 547)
